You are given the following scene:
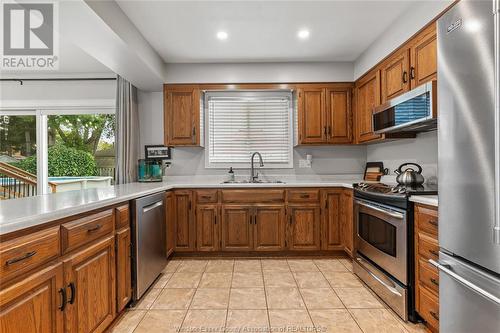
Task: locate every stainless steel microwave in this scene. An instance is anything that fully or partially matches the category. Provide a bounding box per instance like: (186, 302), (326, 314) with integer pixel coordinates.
(373, 81), (437, 134)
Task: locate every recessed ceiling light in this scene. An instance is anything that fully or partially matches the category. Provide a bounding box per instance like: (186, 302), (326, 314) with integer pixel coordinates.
(297, 29), (310, 40)
(216, 31), (228, 40)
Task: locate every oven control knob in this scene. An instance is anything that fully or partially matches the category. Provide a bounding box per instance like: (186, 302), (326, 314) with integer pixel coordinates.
(390, 187), (399, 193)
(398, 187), (407, 194)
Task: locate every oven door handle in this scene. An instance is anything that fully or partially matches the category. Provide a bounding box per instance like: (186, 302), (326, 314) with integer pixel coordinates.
(356, 200), (404, 219)
(356, 257), (403, 296)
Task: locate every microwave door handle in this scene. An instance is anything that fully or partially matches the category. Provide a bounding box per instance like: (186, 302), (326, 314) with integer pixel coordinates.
(356, 201), (404, 219)
(494, 0), (500, 244)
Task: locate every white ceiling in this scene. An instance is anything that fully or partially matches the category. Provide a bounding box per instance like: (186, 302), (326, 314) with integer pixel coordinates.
(116, 0), (415, 63)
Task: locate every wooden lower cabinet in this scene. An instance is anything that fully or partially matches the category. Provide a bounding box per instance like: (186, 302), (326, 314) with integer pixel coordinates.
(174, 190), (195, 251)
(254, 206), (285, 251)
(288, 205), (321, 251)
(63, 236), (116, 333)
(0, 262), (64, 333)
(221, 206), (253, 251)
(115, 227), (131, 312)
(196, 205), (219, 251)
(340, 190), (354, 256)
(165, 192), (175, 257)
(321, 190), (342, 250)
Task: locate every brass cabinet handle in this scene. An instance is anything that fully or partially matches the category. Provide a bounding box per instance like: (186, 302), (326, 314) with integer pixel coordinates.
(5, 250), (37, 265)
(87, 224), (102, 233)
(402, 71), (408, 83)
(58, 288), (67, 311)
(68, 282), (76, 304)
(430, 278), (439, 286)
(430, 311), (439, 321)
(192, 127), (196, 136)
(300, 194), (310, 198)
(323, 126), (327, 136)
(328, 126), (332, 136)
(214, 215), (217, 225)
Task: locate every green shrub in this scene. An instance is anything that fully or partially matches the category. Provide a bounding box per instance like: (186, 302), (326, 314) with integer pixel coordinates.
(15, 144), (98, 177)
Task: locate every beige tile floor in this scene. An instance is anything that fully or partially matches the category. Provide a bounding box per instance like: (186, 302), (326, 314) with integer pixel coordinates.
(110, 258), (428, 333)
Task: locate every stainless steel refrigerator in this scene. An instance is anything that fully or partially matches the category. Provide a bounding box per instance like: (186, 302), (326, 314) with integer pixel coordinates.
(435, 0), (500, 332)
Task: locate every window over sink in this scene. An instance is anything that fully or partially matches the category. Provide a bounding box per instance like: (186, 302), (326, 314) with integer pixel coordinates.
(204, 90), (293, 169)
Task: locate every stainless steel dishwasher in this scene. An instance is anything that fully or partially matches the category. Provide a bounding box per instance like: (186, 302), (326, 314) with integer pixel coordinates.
(131, 191), (167, 301)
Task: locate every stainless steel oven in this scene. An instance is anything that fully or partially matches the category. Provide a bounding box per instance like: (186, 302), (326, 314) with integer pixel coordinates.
(355, 198), (407, 283)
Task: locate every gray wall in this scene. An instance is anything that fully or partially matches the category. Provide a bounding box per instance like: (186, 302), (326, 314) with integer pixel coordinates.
(366, 131), (438, 182)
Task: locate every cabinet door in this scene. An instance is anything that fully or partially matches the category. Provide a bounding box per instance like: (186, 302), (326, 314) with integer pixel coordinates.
(221, 206), (253, 251)
(410, 23), (437, 88)
(0, 262), (64, 333)
(288, 205), (321, 251)
(381, 49), (410, 103)
(63, 236), (115, 333)
(164, 85), (200, 146)
(322, 190), (342, 250)
(326, 88), (352, 144)
(115, 227), (131, 312)
(174, 190), (195, 251)
(165, 192), (175, 257)
(341, 190), (354, 256)
(298, 87), (327, 144)
(254, 205), (285, 251)
(355, 70), (383, 143)
(196, 205), (219, 252)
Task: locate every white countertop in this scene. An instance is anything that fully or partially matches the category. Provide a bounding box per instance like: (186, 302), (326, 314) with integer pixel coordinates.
(409, 195), (438, 207)
(0, 175), (362, 235)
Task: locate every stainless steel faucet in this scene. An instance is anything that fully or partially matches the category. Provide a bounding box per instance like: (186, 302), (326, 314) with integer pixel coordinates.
(250, 152), (264, 182)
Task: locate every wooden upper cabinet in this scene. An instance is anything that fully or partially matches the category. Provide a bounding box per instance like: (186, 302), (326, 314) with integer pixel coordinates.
(410, 23), (437, 88)
(0, 262), (64, 333)
(196, 205), (219, 252)
(254, 205), (286, 251)
(298, 87), (327, 144)
(355, 70), (383, 143)
(164, 85), (200, 146)
(381, 48), (410, 103)
(326, 88), (352, 144)
(63, 236), (116, 333)
(221, 206), (253, 251)
(322, 190), (342, 250)
(288, 205), (321, 251)
(174, 190), (195, 251)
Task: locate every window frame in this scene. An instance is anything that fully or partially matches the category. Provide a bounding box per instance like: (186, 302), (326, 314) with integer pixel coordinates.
(203, 90), (294, 169)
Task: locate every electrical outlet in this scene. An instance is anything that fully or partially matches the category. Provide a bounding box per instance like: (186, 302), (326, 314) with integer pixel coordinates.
(299, 159), (311, 168)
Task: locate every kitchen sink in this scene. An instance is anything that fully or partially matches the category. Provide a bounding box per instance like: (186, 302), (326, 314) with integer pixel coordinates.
(221, 179), (285, 184)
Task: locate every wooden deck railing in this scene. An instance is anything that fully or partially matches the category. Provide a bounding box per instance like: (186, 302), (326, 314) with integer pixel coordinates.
(0, 162), (57, 200)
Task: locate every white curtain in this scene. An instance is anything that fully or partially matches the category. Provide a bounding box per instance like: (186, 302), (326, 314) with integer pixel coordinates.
(115, 75), (139, 184)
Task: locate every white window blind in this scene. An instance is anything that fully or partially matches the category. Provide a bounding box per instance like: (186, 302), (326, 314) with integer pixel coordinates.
(205, 91), (293, 168)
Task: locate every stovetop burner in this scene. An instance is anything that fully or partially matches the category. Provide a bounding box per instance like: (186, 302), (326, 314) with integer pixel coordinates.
(354, 182), (438, 198)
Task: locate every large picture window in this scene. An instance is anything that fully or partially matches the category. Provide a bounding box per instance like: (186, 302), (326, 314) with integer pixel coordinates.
(205, 91), (293, 169)
(0, 102), (115, 199)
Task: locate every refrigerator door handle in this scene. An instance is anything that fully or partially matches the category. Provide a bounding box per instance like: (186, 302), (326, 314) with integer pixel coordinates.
(494, 0), (500, 244)
(429, 259), (500, 305)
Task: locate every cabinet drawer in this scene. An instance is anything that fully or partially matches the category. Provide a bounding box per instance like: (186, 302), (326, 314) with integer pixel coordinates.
(115, 204), (130, 229)
(418, 286), (439, 330)
(416, 204), (438, 236)
(0, 226), (60, 281)
(287, 189), (320, 203)
(222, 190), (284, 203)
(195, 189), (219, 203)
(418, 258), (439, 295)
(418, 233), (439, 262)
(61, 209), (114, 253)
